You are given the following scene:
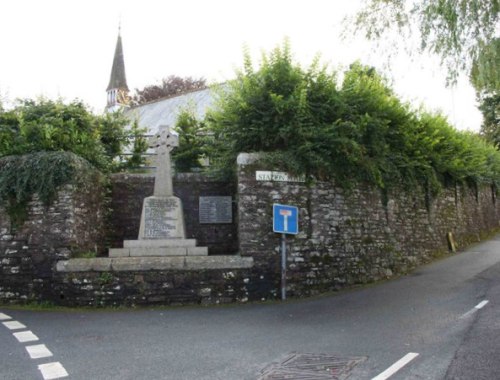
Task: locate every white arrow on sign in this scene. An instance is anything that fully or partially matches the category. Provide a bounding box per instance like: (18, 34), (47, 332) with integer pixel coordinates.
(279, 209), (292, 231)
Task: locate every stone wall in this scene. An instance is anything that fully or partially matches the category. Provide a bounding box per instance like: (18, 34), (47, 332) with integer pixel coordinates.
(54, 269), (252, 307)
(0, 169), (107, 303)
(2, 153), (499, 307)
(54, 257), (254, 307)
(0, 168), (242, 306)
(237, 154), (500, 299)
(107, 173), (238, 255)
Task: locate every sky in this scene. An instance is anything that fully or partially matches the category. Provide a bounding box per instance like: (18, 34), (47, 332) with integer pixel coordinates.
(0, 0), (482, 131)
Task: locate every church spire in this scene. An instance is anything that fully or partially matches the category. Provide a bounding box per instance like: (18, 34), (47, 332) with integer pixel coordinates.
(106, 26), (129, 111)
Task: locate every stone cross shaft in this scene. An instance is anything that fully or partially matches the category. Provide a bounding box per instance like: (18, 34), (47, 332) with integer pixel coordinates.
(149, 125), (178, 197)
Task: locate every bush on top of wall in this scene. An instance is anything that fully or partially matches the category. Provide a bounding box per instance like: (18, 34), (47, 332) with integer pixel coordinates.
(206, 41), (500, 195)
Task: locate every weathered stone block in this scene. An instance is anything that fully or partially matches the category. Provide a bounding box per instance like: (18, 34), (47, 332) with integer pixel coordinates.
(57, 258), (112, 272)
(184, 256), (254, 270)
(108, 248), (130, 257)
(124, 239), (197, 248)
(129, 247), (188, 256)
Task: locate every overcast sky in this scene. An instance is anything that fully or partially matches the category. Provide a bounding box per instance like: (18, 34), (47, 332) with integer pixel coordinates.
(0, 0), (482, 131)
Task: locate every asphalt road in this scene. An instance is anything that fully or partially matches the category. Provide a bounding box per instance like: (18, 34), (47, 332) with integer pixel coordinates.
(1, 235), (500, 380)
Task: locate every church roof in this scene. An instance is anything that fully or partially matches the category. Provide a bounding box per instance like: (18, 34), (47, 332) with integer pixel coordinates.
(124, 87), (216, 135)
(107, 33), (129, 91)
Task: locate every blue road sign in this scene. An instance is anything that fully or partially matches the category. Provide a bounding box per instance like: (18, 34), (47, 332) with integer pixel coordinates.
(273, 204), (299, 235)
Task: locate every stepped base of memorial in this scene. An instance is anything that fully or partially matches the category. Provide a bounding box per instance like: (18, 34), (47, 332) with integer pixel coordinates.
(109, 239), (208, 257)
(56, 255), (253, 272)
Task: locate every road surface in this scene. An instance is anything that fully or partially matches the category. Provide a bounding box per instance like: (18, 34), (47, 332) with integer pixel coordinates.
(1, 235), (500, 379)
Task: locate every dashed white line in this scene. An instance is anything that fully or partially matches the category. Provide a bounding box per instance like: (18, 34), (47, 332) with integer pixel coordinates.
(38, 362), (69, 380)
(460, 299), (489, 319)
(2, 314), (69, 378)
(3, 320), (27, 330)
(13, 330), (39, 343)
(475, 300), (489, 309)
(26, 344), (53, 359)
(371, 352), (419, 380)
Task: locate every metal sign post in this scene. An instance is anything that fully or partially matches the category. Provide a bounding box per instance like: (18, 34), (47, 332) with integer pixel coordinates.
(281, 233), (286, 300)
(273, 204), (299, 301)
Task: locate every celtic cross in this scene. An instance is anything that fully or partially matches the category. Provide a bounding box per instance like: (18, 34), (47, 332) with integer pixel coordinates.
(149, 125), (179, 197)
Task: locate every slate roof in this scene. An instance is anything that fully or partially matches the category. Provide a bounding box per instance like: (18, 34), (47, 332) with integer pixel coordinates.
(107, 34), (129, 91)
(124, 87), (216, 135)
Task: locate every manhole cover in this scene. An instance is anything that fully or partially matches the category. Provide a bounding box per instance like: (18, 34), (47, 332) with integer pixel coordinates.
(259, 352), (366, 380)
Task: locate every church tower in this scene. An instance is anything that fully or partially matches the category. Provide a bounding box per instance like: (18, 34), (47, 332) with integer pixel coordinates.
(106, 27), (129, 111)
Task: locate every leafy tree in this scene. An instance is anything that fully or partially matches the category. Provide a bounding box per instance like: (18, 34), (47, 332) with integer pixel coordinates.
(469, 38), (500, 148)
(470, 38), (500, 95)
(171, 108), (206, 172)
(479, 94), (500, 147)
(0, 98), (130, 172)
(99, 112), (128, 162)
(121, 120), (149, 170)
(131, 75), (207, 106)
(349, 0), (499, 84)
(0, 110), (22, 155)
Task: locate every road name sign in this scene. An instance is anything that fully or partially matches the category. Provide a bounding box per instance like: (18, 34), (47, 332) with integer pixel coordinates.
(256, 171), (305, 183)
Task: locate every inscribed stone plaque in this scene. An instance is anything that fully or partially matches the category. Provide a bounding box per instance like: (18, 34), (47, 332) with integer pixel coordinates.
(141, 197), (184, 239)
(199, 196), (232, 224)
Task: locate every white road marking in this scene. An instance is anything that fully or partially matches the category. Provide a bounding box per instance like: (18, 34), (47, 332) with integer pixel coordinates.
(3, 317), (68, 378)
(26, 344), (53, 359)
(475, 300), (489, 309)
(460, 300), (489, 319)
(371, 352), (419, 380)
(38, 362), (69, 379)
(2, 321), (27, 330)
(13, 330), (39, 343)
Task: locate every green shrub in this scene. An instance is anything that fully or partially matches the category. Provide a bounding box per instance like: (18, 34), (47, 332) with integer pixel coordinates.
(207, 42), (500, 192)
(0, 98), (130, 172)
(172, 108), (206, 172)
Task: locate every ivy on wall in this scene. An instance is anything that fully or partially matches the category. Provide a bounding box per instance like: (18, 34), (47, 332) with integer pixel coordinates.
(0, 151), (105, 226)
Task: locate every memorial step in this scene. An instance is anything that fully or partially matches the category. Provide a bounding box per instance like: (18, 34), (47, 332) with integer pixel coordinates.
(57, 255), (254, 272)
(123, 239), (197, 248)
(109, 246), (208, 258)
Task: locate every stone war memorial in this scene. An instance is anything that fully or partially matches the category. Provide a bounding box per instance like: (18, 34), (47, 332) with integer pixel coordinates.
(51, 125), (253, 307)
(109, 126), (208, 257)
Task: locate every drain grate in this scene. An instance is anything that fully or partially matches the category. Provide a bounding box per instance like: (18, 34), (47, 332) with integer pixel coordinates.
(259, 352), (366, 380)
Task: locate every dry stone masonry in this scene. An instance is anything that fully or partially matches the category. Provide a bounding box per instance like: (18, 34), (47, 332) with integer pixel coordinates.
(0, 166), (107, 303)
(237, 153), (500, 298)
(1, 151), (499, 306)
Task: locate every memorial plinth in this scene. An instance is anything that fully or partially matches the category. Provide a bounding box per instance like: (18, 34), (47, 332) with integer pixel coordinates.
(109, 239), (208, 257)
(138, 196), (185, 239)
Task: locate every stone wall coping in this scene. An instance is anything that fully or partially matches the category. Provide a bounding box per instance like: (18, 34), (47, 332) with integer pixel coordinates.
(236, 152), (262, 165)
(109, 246), (208, 257)
(123, 239), (198, 248)
(56, 255), (254, 272)
(110, 172), (230, 183)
